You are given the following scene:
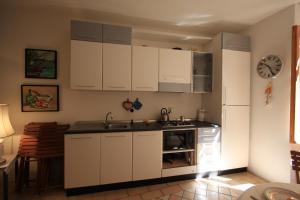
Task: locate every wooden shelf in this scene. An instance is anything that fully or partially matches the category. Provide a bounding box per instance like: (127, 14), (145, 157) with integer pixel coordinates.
(163, 158), (191, 169)
(163, 149), (195, 154)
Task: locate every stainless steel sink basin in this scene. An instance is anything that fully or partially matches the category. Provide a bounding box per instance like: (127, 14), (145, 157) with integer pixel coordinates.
(105, 123), (131, 129)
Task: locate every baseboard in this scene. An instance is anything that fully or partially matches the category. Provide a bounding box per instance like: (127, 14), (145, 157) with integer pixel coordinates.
(217, 167), (247, 176)
(65, 174), (197, 196)
(65, 169), (247, 196)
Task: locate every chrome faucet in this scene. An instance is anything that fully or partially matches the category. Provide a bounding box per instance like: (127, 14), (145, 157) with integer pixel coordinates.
(105, 112), (113, 127)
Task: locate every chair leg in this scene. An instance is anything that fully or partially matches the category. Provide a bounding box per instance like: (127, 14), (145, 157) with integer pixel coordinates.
(16, 156), (25, 193)
(36, 159), (42, 194)
(296, 171), (300, 184)
(24, 157), (30, 187)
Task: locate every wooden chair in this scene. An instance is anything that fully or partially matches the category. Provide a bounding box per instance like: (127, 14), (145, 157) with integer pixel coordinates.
(291, 150), (300, 183)
(17, 122), (69, 193)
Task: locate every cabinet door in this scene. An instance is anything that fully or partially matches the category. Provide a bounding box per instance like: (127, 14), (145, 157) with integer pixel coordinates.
(222, 49), (250, 105)
(221, 106), (249, 170)
(65, 134), (100, 188)
(193, 52), (213, 93)
(100, 132), (132, 184)
(102, 24), (132, 45)
(132, 46), (158, 91)
(159, 48), (192, 84)
(70, 40), (102, 90)
(103, 43), (131, 91)
(71, 20), (102, 42)
(133, 131), (162, 181)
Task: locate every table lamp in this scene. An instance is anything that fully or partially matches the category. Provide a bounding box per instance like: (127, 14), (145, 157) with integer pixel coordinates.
(0, 104), (15, 165)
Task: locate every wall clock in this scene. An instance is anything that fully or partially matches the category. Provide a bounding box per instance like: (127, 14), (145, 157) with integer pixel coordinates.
(257, 55), (283, 79)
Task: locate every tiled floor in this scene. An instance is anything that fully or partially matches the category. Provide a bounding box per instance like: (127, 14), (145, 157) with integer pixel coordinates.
(8, 172), (266, 200)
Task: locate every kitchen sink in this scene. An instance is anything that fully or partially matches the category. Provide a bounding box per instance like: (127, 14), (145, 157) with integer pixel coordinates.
(105, 123), (131, 129)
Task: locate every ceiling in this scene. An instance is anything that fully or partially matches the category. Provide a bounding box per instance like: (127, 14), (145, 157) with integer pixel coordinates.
(3, 0), (300, 44)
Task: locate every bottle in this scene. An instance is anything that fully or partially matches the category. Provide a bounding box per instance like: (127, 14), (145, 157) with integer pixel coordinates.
(197, 109), (206, 122)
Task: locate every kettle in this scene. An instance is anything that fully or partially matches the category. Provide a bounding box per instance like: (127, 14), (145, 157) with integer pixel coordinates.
(160, 108), (169, 122)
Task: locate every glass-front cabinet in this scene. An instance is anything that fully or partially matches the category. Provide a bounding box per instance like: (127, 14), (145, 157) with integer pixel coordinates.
(192, 52), (213, 93)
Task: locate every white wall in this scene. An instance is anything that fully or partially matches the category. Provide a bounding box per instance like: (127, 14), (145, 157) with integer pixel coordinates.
(0, 4), (203, 153)
(243, 5), (295, 182)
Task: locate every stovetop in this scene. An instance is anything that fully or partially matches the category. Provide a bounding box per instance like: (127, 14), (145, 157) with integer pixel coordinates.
(159, 120), (196, 128)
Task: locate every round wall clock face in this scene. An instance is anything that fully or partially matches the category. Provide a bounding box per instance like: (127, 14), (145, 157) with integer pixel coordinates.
(257, 55), (283, 79)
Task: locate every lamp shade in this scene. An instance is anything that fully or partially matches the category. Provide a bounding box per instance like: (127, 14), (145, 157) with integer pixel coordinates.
(0, 104), (15, 138)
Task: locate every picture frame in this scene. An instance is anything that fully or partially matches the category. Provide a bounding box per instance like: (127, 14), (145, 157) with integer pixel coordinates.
(21, 85), (59, 112)
(25, 48), (57, 79)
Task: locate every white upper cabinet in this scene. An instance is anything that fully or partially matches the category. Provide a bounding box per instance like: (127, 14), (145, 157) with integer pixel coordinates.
(132, 46), (159, 91)
(103, 43), (131, 91)
(70, 40), (102, 90)
(100, 132), (132, 184)
(133, 131), (162, 181)
(159, 48), (192, 84)
(222, 49), (250, 105)
(221, 106), (249, 170)
(158, 48), (192, 92)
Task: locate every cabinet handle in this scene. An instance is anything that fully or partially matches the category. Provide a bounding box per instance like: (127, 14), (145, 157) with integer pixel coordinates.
(136, 86), (153, 89)
(76, 85), (96, 88)
(223, 86), (227, 105)
(105, 135), (126, 138)
(223, 108), (227, 130)
(107, 86), (126, 89)
(137, 134), (156, 137)
(70, 137), (92, 140)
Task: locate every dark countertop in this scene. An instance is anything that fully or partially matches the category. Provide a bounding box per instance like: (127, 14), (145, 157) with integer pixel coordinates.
(65, 120), (220, 134)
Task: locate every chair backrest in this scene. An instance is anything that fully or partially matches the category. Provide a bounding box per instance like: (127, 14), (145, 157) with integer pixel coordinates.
(291, 150), (300, 184)
(19, 122), (70, 158)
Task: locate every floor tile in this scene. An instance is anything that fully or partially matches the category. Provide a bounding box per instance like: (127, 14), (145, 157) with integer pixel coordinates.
(161, 185), (183, 195)
(206, 184), (218, 192)
(141, 190), (163, 200)
(127, 186), (148, 195)
(5, 172), (267, 200)
(194, 194), (208, 200)
(195, 188), (206, 196)
(120, 195), (142, 200)
(104, 190), (128, 200)
(219, 186), (231, 195)
(147, 183), (168, 191)
(219, 194), (232, 200)
(207, 191), (218, 199)
(179, 181), (198, 191)
(182, 190), (195, 200)
(158, 195), (170, 200)
(173, 191), (184, 197)
(169, 194), (182, 200)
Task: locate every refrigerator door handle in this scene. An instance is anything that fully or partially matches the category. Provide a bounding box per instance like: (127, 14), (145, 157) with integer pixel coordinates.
(223, 107), (227, 130)
(223, 86), (227, 105)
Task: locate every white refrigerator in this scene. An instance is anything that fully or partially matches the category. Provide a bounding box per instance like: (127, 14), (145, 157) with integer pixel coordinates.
(220, 49), (250, 170)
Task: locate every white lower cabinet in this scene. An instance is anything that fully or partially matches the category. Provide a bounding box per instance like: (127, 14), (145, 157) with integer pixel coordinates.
(64, 134), (101, 188)
(133, 131), (162, 181)
(100, 132), (132, 184)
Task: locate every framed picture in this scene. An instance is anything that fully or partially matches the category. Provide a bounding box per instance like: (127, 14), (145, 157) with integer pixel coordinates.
(25, 48), (57, 79)
(21, 85), (59, 112)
